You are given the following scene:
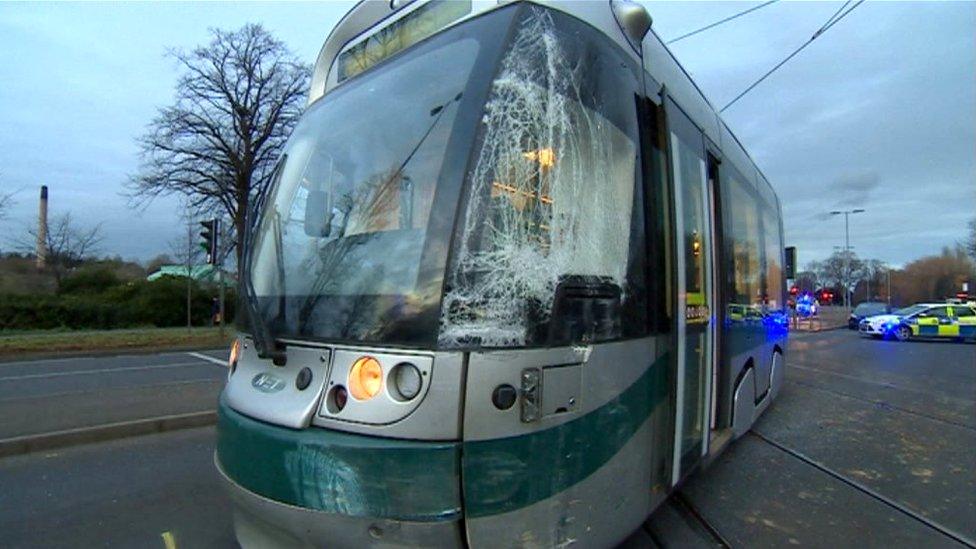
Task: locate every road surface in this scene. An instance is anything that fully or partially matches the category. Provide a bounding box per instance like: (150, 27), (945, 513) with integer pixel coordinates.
(0, 331), (973, 547)
(0, 350), (227, 439)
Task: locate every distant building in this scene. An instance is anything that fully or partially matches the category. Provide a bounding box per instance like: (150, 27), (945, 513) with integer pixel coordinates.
(147, 264), (234, 286)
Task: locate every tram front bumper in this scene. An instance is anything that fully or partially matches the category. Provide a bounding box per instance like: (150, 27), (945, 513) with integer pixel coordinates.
(215, 394), (464, 548)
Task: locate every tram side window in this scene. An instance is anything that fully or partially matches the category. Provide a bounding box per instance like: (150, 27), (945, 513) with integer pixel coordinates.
(440, 7), (645, 348)
(676, 140), (706, 300)
(761, 205), (784, 312)
(724, 172), (761, 309)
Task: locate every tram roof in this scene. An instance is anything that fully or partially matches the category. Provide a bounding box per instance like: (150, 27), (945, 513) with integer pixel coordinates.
(308, 0), (778, 209)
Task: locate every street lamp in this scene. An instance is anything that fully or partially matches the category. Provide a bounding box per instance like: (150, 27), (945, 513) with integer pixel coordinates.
(830, 208), (865, 309)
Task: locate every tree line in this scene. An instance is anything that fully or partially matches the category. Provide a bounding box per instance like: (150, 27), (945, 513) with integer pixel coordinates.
(795, 244), (976, 306)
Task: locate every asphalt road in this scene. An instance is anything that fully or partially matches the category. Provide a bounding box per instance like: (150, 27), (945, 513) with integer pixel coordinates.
(0, 350), (227, 439)
(648, 329), (976, 547)
(0, 426), (233, 548)
(0, 332), (973, 548)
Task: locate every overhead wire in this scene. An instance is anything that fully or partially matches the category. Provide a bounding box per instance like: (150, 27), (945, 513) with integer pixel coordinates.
(821, 0), (853, 31)
(720, 0), (865, 113)
(666, 0), (780, 45)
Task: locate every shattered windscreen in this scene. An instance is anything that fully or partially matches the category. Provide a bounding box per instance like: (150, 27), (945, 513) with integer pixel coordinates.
(440, 9), (643, 348)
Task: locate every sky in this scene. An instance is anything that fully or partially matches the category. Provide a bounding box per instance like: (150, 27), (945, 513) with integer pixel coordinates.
(0, 1), (973, 269)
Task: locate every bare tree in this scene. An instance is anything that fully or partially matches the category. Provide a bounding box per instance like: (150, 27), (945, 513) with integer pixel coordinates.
(860, 258), (888, 300)
(819, 249), (865, 303)
(129, 24), (309, 275)
(965, 217), (976, 262)
(0, 192), (12, 222)
(0, 174), (15, 222)
(23, 212), (103, 289)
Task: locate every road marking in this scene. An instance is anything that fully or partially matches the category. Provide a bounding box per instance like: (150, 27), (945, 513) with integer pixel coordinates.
(186, 352), (227, 368)
(161, 531), (177, 549)
(0, 361), (213, 382)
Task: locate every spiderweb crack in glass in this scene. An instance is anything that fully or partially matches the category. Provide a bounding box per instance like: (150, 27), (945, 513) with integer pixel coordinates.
(440, 10), (636, 347)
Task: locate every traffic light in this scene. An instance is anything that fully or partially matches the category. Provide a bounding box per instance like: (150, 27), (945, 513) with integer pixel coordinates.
(784, 247), (796, 279)
(200, 219), (219, 265)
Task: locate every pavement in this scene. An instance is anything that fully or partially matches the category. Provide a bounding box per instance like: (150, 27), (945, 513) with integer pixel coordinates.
(0, 332), (972, 547)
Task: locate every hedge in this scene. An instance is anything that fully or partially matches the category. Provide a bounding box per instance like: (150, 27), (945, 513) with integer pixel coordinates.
(0, 275), (236, 331)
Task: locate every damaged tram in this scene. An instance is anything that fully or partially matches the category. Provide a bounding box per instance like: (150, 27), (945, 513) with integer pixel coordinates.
(216, 1), (789, 547)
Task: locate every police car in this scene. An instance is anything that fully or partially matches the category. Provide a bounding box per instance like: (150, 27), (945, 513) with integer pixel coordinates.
(859, 303), (976, 341)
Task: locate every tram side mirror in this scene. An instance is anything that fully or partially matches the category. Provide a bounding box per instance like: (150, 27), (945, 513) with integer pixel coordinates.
(304, 189), (332, 237)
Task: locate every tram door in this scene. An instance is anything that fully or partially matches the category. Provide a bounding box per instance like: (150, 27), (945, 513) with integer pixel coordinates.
(667, 100), (716, 484)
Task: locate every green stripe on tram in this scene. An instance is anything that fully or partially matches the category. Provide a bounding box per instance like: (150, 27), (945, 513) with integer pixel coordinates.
(217, 395), (462, 522)
(462, 353), (671, 518)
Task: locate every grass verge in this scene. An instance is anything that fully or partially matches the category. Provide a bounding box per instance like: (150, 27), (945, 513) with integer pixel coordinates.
(0, 327), (233, 358)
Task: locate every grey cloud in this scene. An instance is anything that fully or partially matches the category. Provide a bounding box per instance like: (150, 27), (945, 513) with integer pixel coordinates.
(830, 172), (879, 209)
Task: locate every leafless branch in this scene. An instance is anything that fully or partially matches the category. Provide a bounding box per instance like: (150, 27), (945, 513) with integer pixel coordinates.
(128, 24), (310, 275)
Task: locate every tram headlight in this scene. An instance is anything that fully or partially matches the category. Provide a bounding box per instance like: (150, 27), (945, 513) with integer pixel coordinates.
(389, 362), (422, 401)
(348, 356), (383, 400)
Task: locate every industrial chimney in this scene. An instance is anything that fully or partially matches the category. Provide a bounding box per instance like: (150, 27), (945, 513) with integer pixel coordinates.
(36, 185), (48, 268)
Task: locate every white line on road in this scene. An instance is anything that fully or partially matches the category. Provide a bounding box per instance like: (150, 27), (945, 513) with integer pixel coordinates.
(0, 361), (214, 382)
(186, 352), (227, 368)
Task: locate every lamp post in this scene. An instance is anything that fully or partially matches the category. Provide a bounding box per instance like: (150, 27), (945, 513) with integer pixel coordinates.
(830, 208), (865, 309)
(886, 267), (891, 305)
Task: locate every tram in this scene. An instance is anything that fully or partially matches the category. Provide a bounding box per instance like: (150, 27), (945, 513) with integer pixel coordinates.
(216, 1), (789, 547)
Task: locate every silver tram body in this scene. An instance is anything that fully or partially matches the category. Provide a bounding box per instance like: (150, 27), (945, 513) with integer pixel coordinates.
(216, 1), (789, 547)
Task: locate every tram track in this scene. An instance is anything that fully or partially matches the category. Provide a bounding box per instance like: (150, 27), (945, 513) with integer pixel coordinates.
(671, 492), (732, 548)
(749, 430), (976, 548)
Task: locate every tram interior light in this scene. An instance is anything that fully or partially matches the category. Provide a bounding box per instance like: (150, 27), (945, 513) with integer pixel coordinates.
(228, 339), (241, 370)
(522, 147), (556, 168)
(349, 356), (383, 400)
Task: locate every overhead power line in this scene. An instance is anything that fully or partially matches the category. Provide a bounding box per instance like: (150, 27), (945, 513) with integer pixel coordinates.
(667, 1), (780, 45)
(720, 0), (865, 113)
(822, 0), (853, 31)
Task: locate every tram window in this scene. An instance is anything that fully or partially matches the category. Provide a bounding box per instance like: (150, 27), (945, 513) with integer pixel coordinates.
(676, 141), (706, 297)
(724, 172), (761, 307)
(440, 7), (645, 348)
(250, 37), (482, 299)
(761, 206), (783, 311)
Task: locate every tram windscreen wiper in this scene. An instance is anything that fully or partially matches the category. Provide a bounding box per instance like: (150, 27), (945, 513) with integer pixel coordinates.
(243, 160), (288, 366)
(243, 266), (286, 365)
